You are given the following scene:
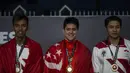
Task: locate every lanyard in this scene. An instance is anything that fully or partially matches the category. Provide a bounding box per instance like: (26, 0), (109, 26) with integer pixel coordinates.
(108, 45), (119, 63)
(107, 39), (120, 63)
(16, 41), (26, 63)
(64, 40), (76, 64)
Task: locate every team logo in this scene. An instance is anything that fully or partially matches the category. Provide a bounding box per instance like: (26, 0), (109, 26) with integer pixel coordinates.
(102, 50), (106, 57)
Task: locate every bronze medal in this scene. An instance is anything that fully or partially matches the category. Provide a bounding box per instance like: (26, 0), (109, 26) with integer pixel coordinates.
(111, 64), (118, 72)
(16, 67), (20, 73)
(16, 63), (21, 73)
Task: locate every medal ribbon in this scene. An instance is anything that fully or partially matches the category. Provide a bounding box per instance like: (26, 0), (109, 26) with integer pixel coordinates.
(16, 40), (26, 69)
(64, 40), (76, 64)
(108, 38), (120, 63)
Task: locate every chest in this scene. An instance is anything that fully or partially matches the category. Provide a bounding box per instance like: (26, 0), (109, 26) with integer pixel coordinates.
(98, 46), (130, 62)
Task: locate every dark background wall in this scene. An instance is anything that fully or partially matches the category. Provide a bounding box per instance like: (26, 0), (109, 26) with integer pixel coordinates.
(0, 16), (130, 54)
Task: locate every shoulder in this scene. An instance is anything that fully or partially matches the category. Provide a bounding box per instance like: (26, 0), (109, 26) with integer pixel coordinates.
(26, 37), (43, 54)
(26, 37), (41, 47)
(124, 38), (130, 49)
(124, 38), (130, 44)
(0, 38), (15, 50)
(76, 40), (88, 49)
(47, 40), (63, 52)
(95, 40), (107, 49)
(76, 40), (91, 53)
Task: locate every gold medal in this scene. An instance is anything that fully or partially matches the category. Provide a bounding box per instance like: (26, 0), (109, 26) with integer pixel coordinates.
(111, 64), (118, 72)
(66, 65), (73, 73)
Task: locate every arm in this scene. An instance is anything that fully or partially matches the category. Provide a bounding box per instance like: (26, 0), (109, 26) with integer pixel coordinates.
(44, 50), (51, 73)
(44, 49), (51, 73)
(92, 47), (102, 73)
(87, 50), (94, 73)
(32, 44), (44, 73)
(29, 56), (44, 73)
(0, 47), (4, 73)
(24, 44), (44, 73)
(77, 46), (94, 73)
(0, 48), (2, 73)
(126, 40), (130, 73)
(44, 46), (60, 73)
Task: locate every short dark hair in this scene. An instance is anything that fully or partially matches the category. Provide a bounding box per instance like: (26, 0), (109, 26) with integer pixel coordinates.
(12, 13), (28, 26)
(105, 16), (122, 28)
(63, 17), (79, 30)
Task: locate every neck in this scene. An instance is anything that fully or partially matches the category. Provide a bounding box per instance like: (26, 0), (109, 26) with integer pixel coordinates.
(109, 37), (120, 46)
(16, 36), (26, 46)
(65, 38), (76, 43)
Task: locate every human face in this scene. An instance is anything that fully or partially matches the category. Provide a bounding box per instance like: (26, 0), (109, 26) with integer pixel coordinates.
(13, 19), (28, 39)
(63, 23), (78, 41)
(107, 21), (121, 39)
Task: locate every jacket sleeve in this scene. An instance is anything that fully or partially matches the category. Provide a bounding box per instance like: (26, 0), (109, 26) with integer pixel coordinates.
(92, 47), (102, 73)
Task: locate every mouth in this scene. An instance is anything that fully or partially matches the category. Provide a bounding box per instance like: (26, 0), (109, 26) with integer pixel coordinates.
(111, 33), (119, 37)
(16, 31), (24, 35)
(18, 31), (23, 34)
(68, 35), (74, 37)
(112, 33), (118, 35)
(19, 31), (22, 34)
(68, 33), (75, 36)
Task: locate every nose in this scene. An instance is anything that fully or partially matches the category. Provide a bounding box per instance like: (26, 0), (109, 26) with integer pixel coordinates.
(18, 26), (23, 31)
(113, 27), (117, 32)
(19, 26), (22, 30)
(70, 29), (73, 33)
